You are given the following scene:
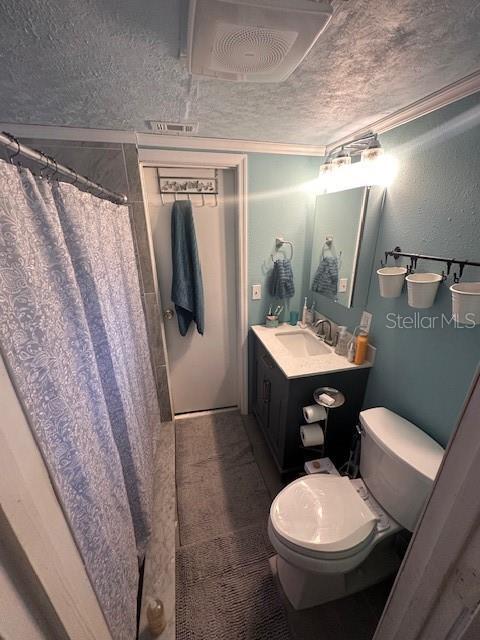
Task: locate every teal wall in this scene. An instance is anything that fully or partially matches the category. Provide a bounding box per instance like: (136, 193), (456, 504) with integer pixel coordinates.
(150, 148), (320, 326)
(311, 92), (480, 446)
(247, 154), (319, 325)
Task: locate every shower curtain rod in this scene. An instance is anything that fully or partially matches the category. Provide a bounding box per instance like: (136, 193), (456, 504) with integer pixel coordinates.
(0, 131), (128, 205)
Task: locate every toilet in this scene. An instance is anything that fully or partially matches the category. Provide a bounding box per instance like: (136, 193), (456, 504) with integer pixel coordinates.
(268, 407), (445, 609)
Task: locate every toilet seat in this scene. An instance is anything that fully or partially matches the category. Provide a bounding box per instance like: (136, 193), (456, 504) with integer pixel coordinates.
(270, 475), (378, 554)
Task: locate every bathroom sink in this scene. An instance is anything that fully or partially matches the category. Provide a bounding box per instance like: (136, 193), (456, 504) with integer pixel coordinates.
(275, 331), (331, 357)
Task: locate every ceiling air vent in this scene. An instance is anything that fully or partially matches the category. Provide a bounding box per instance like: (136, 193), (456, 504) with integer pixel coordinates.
(187, 0), (333, 83)
(148, 121), (199, 135)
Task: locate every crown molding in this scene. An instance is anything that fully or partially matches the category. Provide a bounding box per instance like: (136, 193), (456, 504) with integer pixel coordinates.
(135, 132), (326, 156)
(325, 69), (480, 154)
(0, 123), (137, 144)
(0, 122), (326, 156)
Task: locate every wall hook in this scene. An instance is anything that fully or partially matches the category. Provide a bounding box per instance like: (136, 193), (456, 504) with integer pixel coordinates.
(453, 262), (466, 283)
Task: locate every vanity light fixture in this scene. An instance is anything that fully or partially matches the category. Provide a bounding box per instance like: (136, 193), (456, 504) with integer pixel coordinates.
(317, 132), (395, 194)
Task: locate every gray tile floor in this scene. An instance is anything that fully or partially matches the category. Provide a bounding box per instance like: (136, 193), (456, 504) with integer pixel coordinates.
(139, 412), (393, 640)
(242, 413), (394, 640)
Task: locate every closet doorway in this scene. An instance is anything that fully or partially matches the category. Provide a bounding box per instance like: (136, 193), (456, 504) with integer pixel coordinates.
(141, 153), (247, 415)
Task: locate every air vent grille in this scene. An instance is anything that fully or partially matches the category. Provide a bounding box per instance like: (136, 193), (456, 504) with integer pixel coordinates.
(211, 23), (298, 74)
(148, 121), (198, 135)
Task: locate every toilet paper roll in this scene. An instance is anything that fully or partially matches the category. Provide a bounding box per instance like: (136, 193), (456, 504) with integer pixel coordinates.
(303, 404), (327, 423)
(300, 423), (325, 447)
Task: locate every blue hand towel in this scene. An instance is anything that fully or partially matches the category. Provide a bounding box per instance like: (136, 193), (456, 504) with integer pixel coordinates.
(311, 245), (338, 299)
(171, 200), (204, 336)
(270, 258), (295, 299)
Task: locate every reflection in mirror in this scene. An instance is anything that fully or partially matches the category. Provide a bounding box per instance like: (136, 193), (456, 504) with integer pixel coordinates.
(309, 186), (384, 309)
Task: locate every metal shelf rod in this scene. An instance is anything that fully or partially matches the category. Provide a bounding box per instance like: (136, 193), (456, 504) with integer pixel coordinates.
(386, 247), (480, 269)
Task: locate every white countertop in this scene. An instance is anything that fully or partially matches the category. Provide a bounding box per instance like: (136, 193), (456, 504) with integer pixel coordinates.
(251, 323), (375, 379)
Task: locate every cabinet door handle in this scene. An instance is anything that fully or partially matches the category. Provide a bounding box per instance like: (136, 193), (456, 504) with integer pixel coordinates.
(263, 379), (271, 403)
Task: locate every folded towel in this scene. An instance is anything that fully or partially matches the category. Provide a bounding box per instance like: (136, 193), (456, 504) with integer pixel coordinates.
(171, 200), (204, 336)
(270, 258), (295, 299)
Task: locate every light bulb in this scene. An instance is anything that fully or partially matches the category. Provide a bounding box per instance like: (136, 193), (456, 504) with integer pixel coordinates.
(361, 136), (384, 162)
(331, 148), (351, 168)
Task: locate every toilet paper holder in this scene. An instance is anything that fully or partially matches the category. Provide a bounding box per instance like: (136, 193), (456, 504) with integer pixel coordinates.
(312, 387), (346, 456)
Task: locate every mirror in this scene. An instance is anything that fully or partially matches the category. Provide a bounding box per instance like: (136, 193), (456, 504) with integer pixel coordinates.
(309, 186), (384, 308)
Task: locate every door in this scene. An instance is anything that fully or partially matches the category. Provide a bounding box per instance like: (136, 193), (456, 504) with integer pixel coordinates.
(143, 166), (238, 414)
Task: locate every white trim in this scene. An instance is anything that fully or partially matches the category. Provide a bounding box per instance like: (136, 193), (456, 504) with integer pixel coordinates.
(326, 69), (480, 153)
(139, 149), (249, 415)
(374, 367), (480, 640)
(0, 123), (137, 144)
(0, 357), (112, 640)
(136, 132), (326, 156)
(0, 121), (325, 156)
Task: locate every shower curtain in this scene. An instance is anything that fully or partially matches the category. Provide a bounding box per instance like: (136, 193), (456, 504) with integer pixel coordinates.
(0, 160), (157, 640)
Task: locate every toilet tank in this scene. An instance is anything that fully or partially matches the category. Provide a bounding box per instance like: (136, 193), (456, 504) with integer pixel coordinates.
(359, 408), (444, 532)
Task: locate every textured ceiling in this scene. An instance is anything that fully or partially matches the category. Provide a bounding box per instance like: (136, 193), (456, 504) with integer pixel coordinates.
(0, 0), (479, 145)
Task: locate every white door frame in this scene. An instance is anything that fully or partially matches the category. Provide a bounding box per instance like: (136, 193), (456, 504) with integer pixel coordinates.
(138, 149), (249, 415)
(374, 366), (480, 640)
(0, 356), (112, 640)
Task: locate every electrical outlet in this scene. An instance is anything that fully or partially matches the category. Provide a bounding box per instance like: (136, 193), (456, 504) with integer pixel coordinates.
(360, 311), (373, 332)
(252, 284), (262, 300)
(338, 278), (348, 293)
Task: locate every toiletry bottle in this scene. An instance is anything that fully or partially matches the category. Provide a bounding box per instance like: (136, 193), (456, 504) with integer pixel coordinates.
(354, 329), (369, 365)
(305, 300), (315, 325)
(334, 326), (349, 357)
(347, 338), (356, 363)
(301, 297), (308, 327)
(147, 599), (167, 636)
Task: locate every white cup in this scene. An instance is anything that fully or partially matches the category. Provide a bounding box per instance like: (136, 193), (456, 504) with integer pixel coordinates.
(377, 266), (407, 298)
(450, 282), (480, 325)
(406, 272), (442, 309)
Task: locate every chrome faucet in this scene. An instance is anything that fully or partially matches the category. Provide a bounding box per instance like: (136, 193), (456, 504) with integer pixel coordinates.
(313, 319), (335, 346)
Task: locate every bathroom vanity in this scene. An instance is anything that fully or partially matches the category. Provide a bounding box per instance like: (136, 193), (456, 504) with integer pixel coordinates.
(250, 324), (374, 474)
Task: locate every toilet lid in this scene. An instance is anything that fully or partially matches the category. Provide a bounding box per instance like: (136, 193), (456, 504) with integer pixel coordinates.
(270, 475), (377, 553)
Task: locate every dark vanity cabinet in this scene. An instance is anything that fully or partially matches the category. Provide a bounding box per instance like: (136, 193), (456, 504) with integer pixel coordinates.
(251, 331), (371, 475)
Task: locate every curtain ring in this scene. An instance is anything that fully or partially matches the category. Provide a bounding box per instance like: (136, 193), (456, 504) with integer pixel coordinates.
(48, 158), (59, 182)
(67, 166), (79, 186)
(8, 136), (21, 165)
(38, 151), (50, 178)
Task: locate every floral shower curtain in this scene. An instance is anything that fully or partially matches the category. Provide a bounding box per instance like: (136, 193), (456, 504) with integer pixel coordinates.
(0, 160), (157, 640)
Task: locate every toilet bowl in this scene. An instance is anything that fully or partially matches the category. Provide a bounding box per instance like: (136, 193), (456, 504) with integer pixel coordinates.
(268, 407), (444, 609)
